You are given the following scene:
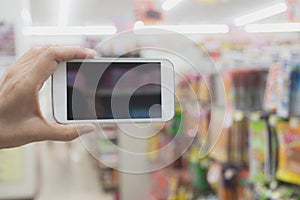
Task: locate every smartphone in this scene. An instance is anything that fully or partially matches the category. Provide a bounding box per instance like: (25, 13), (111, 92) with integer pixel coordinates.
(52, 58), (175, 123)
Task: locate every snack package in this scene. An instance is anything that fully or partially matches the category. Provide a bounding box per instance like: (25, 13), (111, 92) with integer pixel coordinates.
(249, 119), (268, 184)
(276, 120), (300, 185)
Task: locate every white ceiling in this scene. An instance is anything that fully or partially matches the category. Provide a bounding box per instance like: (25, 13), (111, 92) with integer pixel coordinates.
(29, 0), (286, 26)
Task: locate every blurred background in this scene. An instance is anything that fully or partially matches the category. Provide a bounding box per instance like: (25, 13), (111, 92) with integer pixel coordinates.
(1, 0), (300, 199)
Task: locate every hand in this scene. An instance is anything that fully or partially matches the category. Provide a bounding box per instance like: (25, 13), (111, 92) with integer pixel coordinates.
(0, 46), (97, 148)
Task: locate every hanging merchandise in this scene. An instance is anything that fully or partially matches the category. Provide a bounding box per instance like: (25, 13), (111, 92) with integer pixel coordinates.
(277, 61), (293, 118)
(269, 56), (300, 118)
(276, 119), (300, 185)
(231, 69), (268, 111)
(248, 116), (269, 184)
(263, 63), (282, 113)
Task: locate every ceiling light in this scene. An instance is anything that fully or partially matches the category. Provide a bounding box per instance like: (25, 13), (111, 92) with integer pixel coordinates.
(245, 23), (300, 33)
(234, 2), (287, 26)
(134, 24), (229, 34)
(23, 26), (117, 36)
(162, 0), (184, 11)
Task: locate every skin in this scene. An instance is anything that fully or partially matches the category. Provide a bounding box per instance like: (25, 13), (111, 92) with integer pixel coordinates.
(0, 46), (97, 148)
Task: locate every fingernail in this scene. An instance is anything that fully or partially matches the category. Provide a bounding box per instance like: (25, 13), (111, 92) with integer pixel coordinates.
(78, 124), (96, 135)
(85, 48), (97, 56)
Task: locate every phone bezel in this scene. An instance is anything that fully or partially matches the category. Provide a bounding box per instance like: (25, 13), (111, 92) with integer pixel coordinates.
(52, 58), (175, 123)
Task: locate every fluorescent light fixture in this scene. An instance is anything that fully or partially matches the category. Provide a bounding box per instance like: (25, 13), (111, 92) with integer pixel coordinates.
(134, 24), (229, 34)
(162, 0), (184, 11)
(58, 0), (70, 26)
(23, 26), (117, 36)
(234, 2), (287, 26)
(245, 23), (300, 33)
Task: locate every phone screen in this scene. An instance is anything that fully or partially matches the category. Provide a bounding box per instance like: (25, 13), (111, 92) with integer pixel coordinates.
(67, 61), (162, 120)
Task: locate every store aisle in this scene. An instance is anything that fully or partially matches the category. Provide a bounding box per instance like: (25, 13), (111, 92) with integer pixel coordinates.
(35, 140), (113, 200)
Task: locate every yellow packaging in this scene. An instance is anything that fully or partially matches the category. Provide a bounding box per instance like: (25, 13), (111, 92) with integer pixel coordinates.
(276, 121), (300, 185)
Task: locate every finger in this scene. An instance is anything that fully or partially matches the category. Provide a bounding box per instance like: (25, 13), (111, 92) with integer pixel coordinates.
(13, 45), (53, 69)
(30, 46), (97, 85)
(42, 123), (96, 141)
(47, 46), (97, 62)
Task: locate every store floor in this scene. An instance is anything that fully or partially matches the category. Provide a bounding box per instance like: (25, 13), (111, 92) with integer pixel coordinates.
(35, 140), (113, 200)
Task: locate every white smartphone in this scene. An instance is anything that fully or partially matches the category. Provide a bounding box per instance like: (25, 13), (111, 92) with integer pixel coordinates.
(52, 58), (175, 123)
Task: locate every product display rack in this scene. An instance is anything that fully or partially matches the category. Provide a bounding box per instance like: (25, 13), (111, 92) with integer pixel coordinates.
(147, 43), (300, 199)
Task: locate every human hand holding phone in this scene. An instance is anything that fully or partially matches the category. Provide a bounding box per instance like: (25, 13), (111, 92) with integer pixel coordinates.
(0, 46), (97, 148)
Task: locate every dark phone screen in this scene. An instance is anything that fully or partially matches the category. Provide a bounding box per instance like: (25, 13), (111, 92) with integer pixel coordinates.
(67, 61), (162, 120)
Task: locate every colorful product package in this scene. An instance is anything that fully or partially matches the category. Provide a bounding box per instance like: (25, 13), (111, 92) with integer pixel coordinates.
(276, 120), (300, 185)
(263, 63), (282, 112)
(249, 119), (268, 184)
